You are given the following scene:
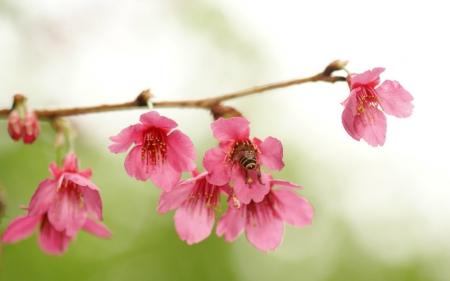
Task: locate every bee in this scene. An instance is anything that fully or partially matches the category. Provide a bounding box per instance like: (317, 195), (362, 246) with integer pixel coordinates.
(231, 142), (263, 185)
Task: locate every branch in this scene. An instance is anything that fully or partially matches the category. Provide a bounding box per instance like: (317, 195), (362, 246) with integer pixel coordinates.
(0, 60), (347, 118)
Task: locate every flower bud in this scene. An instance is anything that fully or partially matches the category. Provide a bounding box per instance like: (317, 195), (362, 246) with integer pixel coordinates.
(7, 110), (22, 141)
(22, 110), (40, 144)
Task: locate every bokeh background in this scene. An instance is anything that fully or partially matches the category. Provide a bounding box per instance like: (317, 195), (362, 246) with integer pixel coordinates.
(1, 0), (449, 280)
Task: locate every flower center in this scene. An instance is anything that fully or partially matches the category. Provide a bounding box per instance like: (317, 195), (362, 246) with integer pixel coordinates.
(141, 128), (167, 168)
(186, 179), (221, 220)
(356, 87), (381, 122)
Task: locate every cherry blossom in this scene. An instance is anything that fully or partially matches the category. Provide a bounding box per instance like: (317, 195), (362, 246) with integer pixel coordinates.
(1, 153), (110, 255)
(157, 169), (229, 244)
(341, 68), (414, 147)
(202, 117), (284, 204)
(216, 173), (314, 252)
(109, 111), (197, 191)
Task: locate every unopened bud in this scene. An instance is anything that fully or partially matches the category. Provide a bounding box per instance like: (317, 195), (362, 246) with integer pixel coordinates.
(211, 104), (243, 120)
(7, 110), (22, 141)
(22, 110), (40, 144)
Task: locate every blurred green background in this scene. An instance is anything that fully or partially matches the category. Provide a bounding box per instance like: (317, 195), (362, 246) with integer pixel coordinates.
(1, 0), (449, 280)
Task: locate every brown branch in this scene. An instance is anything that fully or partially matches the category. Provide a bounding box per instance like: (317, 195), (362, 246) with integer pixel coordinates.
(0, 60), (347, 118)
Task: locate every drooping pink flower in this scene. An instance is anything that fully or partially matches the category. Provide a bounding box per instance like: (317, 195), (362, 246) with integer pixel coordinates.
(341, 67), (414, 147)
(1, 153), (111, 255)
(2, 212), (110, 256)
(157, 169), (229, 245)
(202, 117), (284, 204)
(109, 111), (196, 191)
(216, 173), (314, 252)
(7, 109), (40, 144)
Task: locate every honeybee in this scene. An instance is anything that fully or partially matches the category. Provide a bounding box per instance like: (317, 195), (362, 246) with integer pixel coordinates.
(231, 142), (263, 184)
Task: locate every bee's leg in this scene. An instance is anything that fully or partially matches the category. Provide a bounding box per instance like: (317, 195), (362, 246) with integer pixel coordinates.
(257, 167), (264, 185)
(245, 169), (251, 184)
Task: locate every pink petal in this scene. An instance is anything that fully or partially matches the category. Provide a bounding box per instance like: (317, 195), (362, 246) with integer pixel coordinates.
(109, 124), (143, 153)
(2, 215), (41, 244)
(157, 178), (199, 214)
(245, 215), (284, 252)
(150, 162), (181, 191)
(166, 130), (197, 173)
(38, 218), (72, 256)
(47, 189), (88, 236)
(341, 90), (361, 141)
(64, 173), (99, 191)
(78, 167), (92, 179)
(139, 111), (178, 131)
(124, 145), (153, 181)
(174, 201), (214, 244)
(256, 137), (284, 171)
(376, 80), (414, 118)
(216, 205), (245, 242)
(28, 179), (58, 217)
(354, 107), (387, 147)
(82, 217), (112, 238)
(273, 189), (314, 227)
(62, 153), (79, 172)
(203, 148), (229, 186)
(270, 179), (302, 189)
(350, 67), (385, 87)
(49, 162), (63, 179)
(232, 168), (270, 204)
(211, 117), (250, 142)
(82, 186), (103, 221)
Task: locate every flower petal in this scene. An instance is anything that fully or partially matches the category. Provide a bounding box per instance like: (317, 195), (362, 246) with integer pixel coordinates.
(150, 162), (180, 191)
(82, 217), (112, 238)
(232, 168), (270, 204)
(109, 124), (143, 153)
(2, 215), (41, 244)
(124, 145), (153, 181)
(341, 90), (361, 141)
(216, 205), (245, 242)
(139, 111), (178, 131)
(376, 80), (414, 118)
(245, 214), (284, 252)
(62, 153), (79, 172)
(64, 173), (99, 191)
(38, 218), (72, 256)
(174, 201), (214, 244)
(82, 186), (103, 221)
(157, 179), (197, 214)
(166, 130), (197, 173)
(256, 136), (284, 171)
(211, 117), (250, 142)
(270, 179), (302, 189)
(28, 179), (58, 217)
(273, 189), (314, 227)
(47, 187), (88, 236)
(354, 107), (387, 147)
(203, 148), (229, 186)
(350, 67), (385, 87)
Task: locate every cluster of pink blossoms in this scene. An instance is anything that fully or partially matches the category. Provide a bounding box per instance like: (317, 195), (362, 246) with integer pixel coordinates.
(2, 67), (413, 255)
(2, 153), (111, 255)
(109, 112), (314, 251)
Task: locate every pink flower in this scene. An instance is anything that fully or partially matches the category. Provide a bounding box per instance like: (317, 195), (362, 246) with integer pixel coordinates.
(7, 109), (40, 144)
(1, 153), (111, 255)
(2, 211), (110, 256)
(157, 169), (228, 245)
(202, 117), (284, 204)
(216, 173), (314, 252)
(341, 67), (414, 147)
(109, 111), (197, 191)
